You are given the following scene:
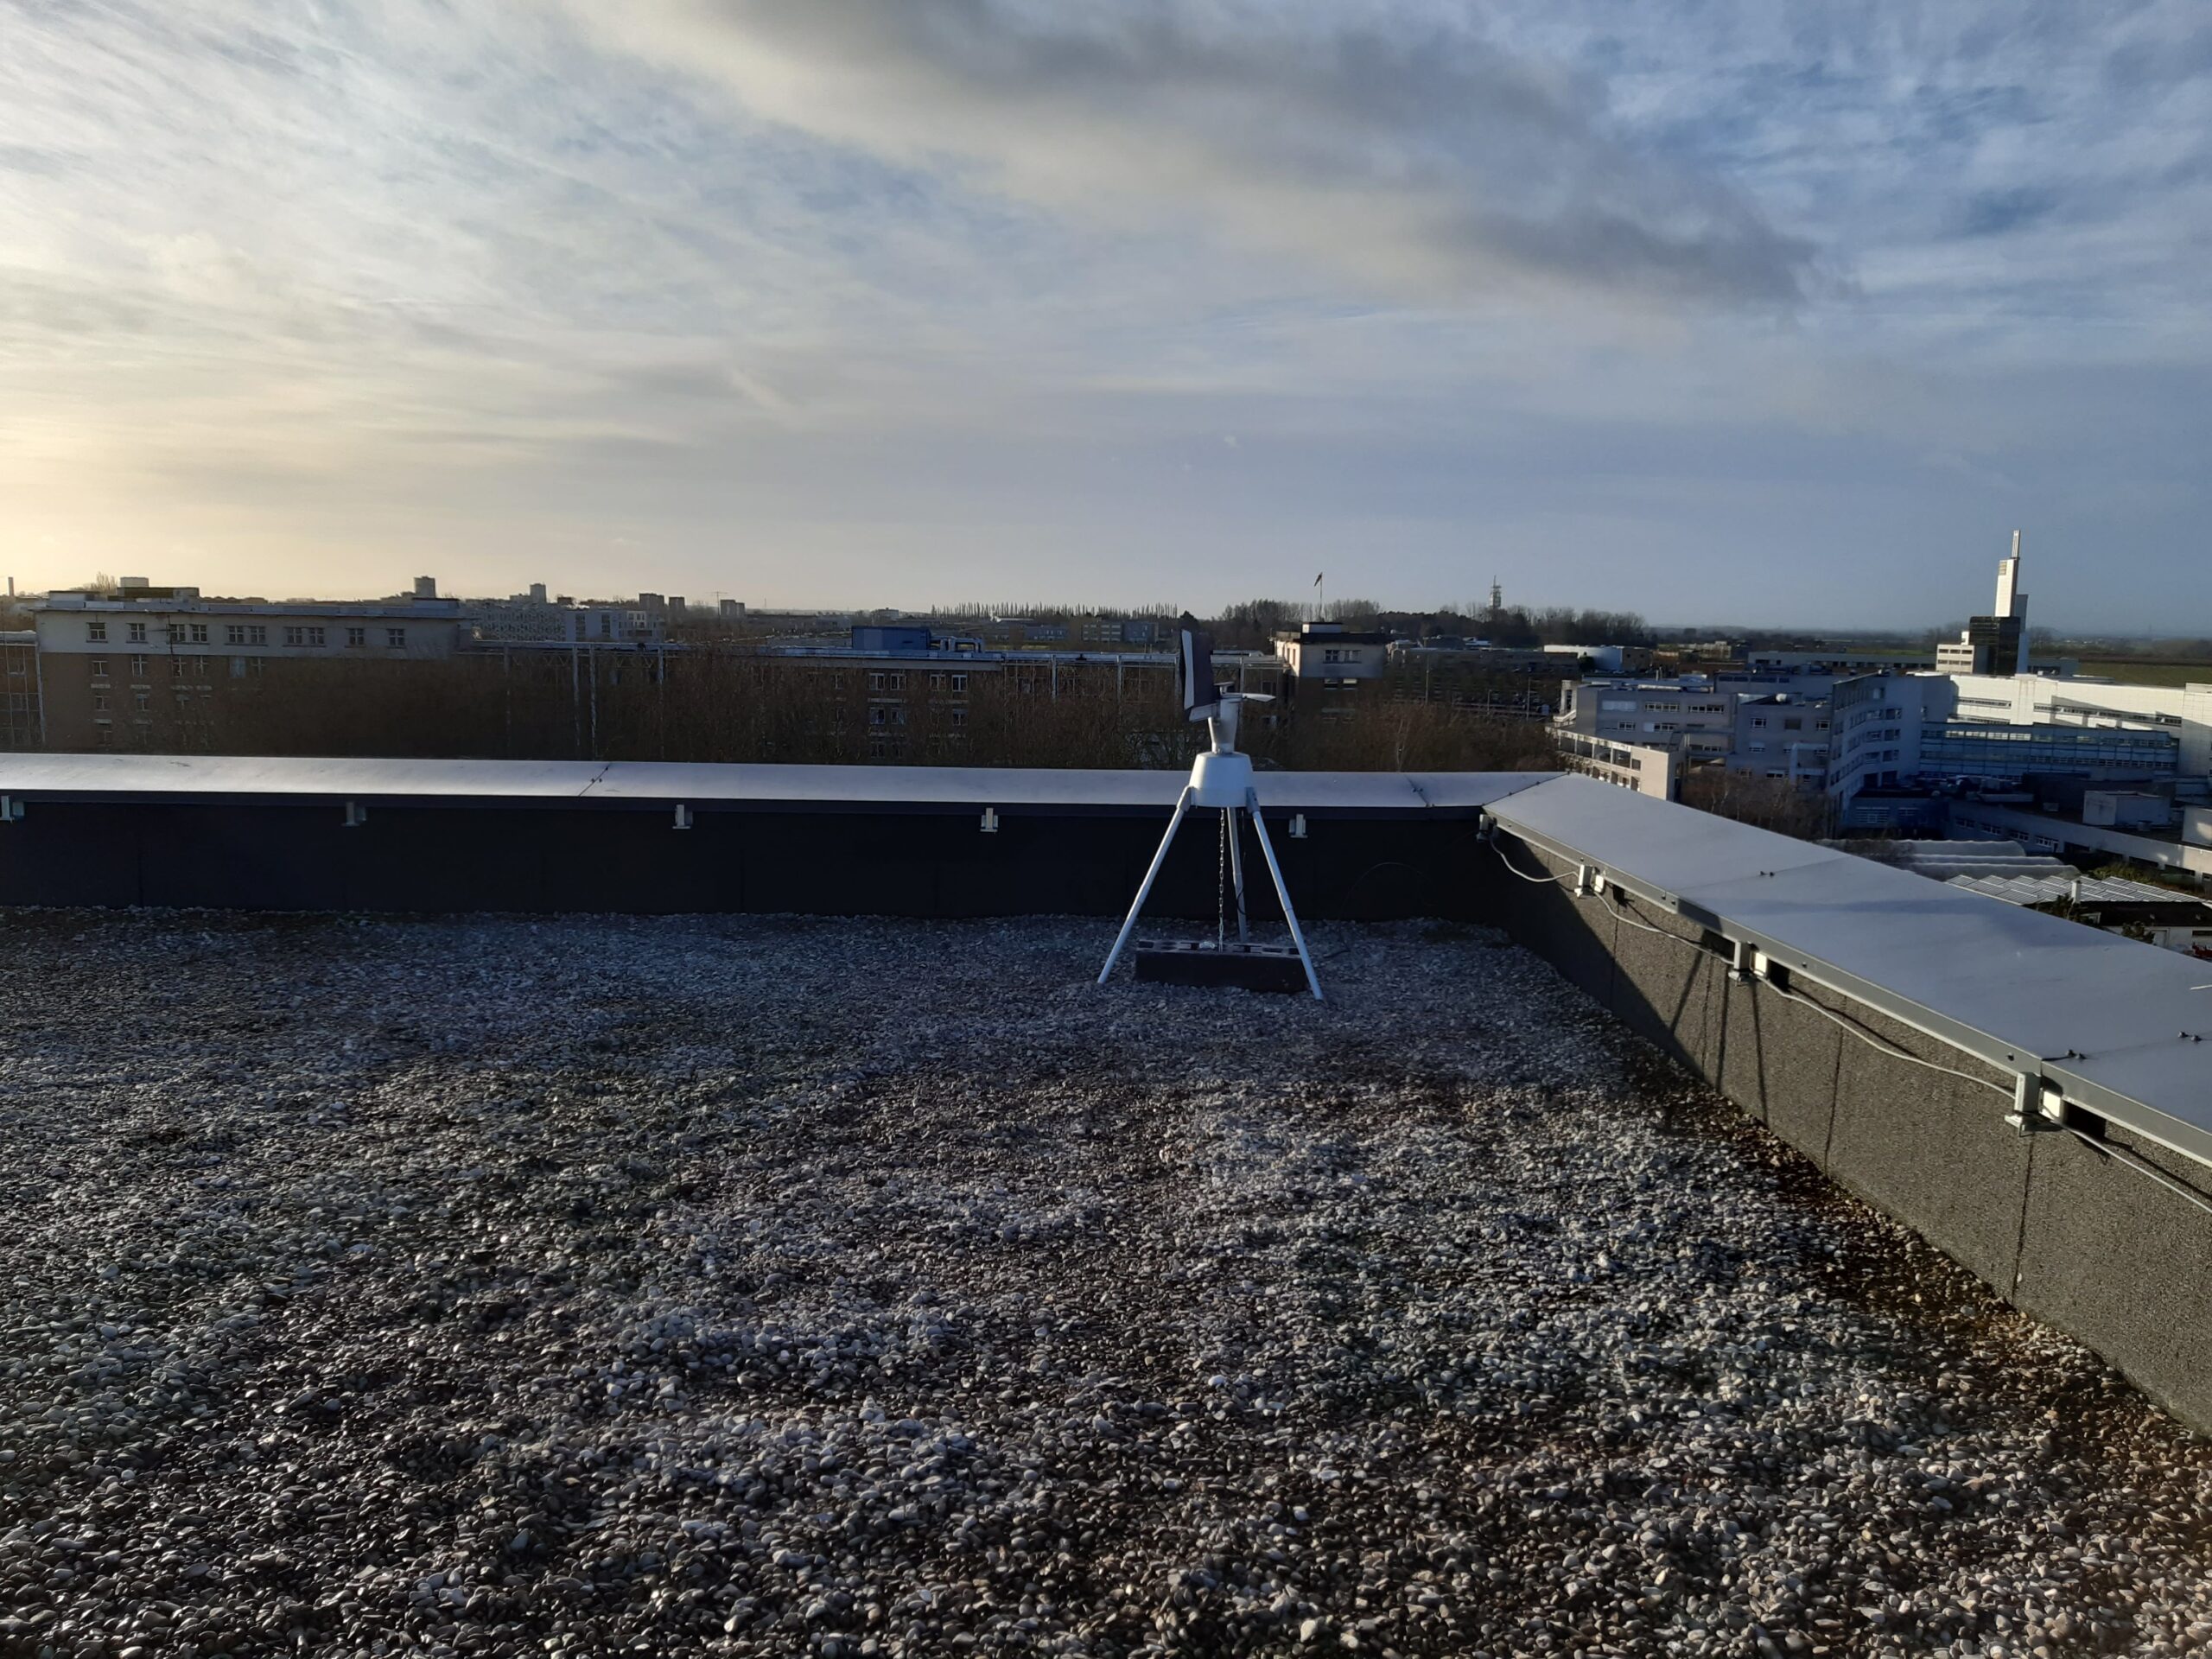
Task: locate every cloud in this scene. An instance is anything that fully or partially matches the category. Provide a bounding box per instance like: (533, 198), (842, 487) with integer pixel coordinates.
(566, 0), (1816, 310)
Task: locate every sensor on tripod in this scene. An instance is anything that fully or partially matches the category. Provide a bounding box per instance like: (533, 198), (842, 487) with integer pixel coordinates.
(1096, 619), (1322, 998)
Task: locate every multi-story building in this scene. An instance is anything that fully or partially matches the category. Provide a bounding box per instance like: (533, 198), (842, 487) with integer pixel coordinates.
(1541, 643), (1652, 676)
(1274, 621), (1390, 719)
(33, 579), (464, 750)
(463, 589), (668, 645)
(1827, 671), (2184, 828)
(1552, 730), (1677, 799)
(1732, 693), (1832, 783)
(1, 631), (41, 749)
(744, 626), (1185, 758)
(1382, 643), (1564, 721)
(1943, 672), (2212, 779)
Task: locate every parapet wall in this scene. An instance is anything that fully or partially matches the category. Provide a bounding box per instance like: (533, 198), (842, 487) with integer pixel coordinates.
(1484, 802), (2212, 1437)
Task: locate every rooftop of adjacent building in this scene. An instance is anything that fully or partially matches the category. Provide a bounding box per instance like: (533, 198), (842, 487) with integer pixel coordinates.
(1948, 869), (2210, 909)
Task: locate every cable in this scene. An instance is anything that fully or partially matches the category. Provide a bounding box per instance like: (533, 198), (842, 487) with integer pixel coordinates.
(1581, 872), (2017, 1101)
(1599, 887), (1677, 938)
(1769, 981), (2014, 1099)
(2065, 1127), (2212, 1218)
(1525, 845), (2212, 1206)
(1491, 838), (1571, 884)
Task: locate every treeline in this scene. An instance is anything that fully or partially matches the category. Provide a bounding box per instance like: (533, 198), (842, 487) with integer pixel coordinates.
(1211, 598), (1650, 651)
(159, 649), (1556, 774)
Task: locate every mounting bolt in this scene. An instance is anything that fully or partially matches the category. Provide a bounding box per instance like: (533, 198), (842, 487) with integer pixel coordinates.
(673, 804), (694, 830)
(980, 808), (1000, 834)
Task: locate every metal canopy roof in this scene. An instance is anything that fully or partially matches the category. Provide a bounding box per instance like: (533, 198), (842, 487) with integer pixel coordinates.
(1949, 872), (2207, 908)
(0, 753), (1557, 817)
(1487, 774), (2212, 1171)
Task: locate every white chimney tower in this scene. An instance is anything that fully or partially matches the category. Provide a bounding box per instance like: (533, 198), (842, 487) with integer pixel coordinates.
(1994, 530), (2023, 618)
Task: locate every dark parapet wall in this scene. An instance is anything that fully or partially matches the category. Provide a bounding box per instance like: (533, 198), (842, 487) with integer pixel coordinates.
(0, 791), (1506, 925)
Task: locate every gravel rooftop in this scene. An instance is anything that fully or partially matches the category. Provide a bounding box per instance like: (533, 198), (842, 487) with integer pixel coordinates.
(1, 911), (2209, 1659)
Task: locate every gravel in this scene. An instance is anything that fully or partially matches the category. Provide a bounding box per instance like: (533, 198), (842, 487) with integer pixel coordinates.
(0, 909), (2208, 1659)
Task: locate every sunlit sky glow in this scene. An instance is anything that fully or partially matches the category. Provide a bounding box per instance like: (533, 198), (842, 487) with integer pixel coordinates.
(3, 1), (2209, 627)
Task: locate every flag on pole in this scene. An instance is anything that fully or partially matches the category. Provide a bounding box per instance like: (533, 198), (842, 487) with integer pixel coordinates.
(1313, 573), (1323, 588)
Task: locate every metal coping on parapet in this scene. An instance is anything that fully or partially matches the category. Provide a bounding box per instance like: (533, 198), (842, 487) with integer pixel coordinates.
(1479, 805), (2212, 1179)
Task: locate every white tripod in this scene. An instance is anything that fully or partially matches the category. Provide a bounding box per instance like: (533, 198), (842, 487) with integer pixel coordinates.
(1096, 691), (1323, 999)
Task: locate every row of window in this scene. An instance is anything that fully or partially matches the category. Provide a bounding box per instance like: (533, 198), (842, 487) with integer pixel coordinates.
(868, 707), (969, 727)
(85, 620), (404, 649)
(867, 671), (970, 692)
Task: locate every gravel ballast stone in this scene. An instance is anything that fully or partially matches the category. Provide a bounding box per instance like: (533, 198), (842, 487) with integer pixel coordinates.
(0, 910), (2208, 1658)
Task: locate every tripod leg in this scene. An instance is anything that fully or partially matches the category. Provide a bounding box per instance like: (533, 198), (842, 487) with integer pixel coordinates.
(1097, 785), (1195, 985)
(1225, 808), (1248, 940)
(1245, 790), (1321, 1000)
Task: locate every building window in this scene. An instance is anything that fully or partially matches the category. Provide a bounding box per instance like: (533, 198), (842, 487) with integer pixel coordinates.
(346, 626), (367, 647)
(92, 693), (109, 712)
(950, 673), (968, 692)
(283, 625), (327, 647)
(133, 690), (149, 712)
(89, 658), (108, 678)
(386, 627), (405, 649)
(1751, 716), (1768, 729)
(170, 657), (189, 677)
(96, 725), (113, 745)
(1323, 648), (1341, 664)
(129, 655), (148, 678)
(86, 620), (107, 643)
(887, 672), (906, 690)
(929, 672), (946, 690)
(189, 623), (208, 644)
(127, 621), (147, 644)
(950, 708), (967, 727)
(225, 624), (270, 647)
(869, 672), (885, 691)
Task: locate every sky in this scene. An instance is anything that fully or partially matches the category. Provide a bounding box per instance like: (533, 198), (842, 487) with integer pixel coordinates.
(2, 1), (2209, 630)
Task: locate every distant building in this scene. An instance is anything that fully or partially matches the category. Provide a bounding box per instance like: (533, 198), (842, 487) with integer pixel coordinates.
(1552, 730), (1676, 799)
(463, 589), (668, 646)
(1274, 621), (1389, 719)
(1, 631), (40, 749)
(1936, 531), (2031, 676)
(1827, 671), (2188, 830)
(1541, 643), (1651, 676)
(32, 582), (463, 751)
(1732, 692), (1831, 784)
(1748, 648), (1932, 675)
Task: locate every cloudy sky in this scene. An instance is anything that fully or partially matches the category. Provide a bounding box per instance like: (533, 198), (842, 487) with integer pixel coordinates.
(3, 1), (2208, 627)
